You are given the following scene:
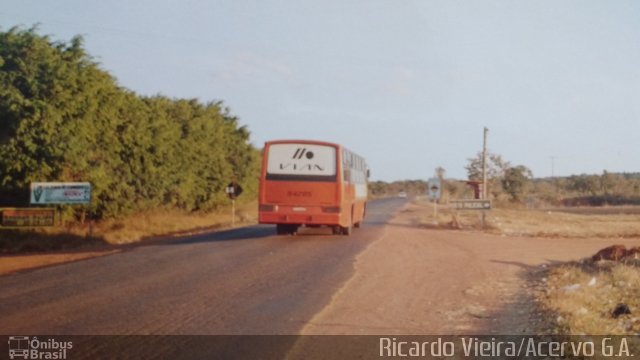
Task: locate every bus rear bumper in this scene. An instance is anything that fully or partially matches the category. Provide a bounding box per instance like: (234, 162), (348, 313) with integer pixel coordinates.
(259, 212), (341, 226)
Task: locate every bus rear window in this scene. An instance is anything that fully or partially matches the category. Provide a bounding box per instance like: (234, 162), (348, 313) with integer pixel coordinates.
(266, 143), (337, 181)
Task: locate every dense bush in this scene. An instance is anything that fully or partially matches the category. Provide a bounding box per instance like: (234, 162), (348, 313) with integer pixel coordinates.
(0, 27), (259, 218)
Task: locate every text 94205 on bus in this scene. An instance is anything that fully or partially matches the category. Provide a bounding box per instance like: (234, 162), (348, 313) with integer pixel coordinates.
(258, 140), (369, 236)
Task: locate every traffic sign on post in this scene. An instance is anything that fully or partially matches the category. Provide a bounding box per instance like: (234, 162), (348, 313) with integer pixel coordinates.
(225, 182), (243, 226)
(225, 182), (243, 200)
(427, 177), (441, 201)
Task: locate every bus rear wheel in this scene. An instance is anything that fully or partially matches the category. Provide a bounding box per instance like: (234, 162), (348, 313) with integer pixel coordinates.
(354, 204), (365, 228)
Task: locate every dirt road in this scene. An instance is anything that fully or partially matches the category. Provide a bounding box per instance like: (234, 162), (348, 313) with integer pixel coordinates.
(302, 202), (640, 335)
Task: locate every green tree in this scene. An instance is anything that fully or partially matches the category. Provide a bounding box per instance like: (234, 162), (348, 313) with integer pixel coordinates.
(599, 170), (617, 196)
(465, 152), (510, 181)
(0, 26), (260, 218)
(0, 26), (127, 213)
(465, 151), (510, 198)
(566, 175), (599, 196)
(368, 181), (387, 196)
(501, 165), (533, 201)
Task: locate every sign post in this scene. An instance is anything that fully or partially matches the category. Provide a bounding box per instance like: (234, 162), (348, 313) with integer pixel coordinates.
(450, 199), (492, 229)
(427, 177), (441, 223)
(225, 182), (243, 227)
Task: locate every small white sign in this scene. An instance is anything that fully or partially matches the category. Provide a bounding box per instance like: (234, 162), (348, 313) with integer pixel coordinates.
(30, 182), (91, 204)
(427, 177), (441, 201)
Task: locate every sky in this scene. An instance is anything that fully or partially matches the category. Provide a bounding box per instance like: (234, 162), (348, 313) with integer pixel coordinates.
(1, 0), (639, 181)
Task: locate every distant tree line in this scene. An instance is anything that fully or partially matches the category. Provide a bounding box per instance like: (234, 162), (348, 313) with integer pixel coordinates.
(465, 153), (640, 206)
(0, 27), (260, 219)
(369, 153), (640, 208)
(368, 179), (428, 198)
(538, 171), (640, 206)
(465, 152), (640, 206)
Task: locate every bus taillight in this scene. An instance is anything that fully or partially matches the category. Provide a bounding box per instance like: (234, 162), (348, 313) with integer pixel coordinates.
(259, 204), (278, 212)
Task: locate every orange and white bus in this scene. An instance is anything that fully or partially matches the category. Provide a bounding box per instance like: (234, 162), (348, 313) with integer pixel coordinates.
(258, 139), (369, 235)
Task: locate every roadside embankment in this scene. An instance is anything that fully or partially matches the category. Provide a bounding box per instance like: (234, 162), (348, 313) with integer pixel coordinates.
(0, 201), (257, 275)
(535, 246), (640, 334)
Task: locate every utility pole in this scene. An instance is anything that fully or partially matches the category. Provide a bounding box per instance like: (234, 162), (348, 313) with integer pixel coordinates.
(482, 127), (488, 200)
(551, 156), (558, 197)
(231, 199), (235, 227)
(481, 127), (489, 229)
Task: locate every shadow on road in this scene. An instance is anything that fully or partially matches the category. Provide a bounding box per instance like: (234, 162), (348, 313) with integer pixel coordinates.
(164, 225), (275, 245)
(0, 229), (108, 255)
(490, 259), (567, 271)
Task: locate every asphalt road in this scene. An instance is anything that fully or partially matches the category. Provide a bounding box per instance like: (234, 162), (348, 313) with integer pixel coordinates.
(0, 198), (406, 336)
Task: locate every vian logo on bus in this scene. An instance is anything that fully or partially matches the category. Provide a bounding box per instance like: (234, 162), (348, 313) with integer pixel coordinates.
(279, 148), (325, 172)
(279, 163), (325, 171)
(292, 148), (314, 160)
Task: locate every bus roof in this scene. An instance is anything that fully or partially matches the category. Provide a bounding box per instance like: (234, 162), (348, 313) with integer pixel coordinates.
(264, 139), (342, 148)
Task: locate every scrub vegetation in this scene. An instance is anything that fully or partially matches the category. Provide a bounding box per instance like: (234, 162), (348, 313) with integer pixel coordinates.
(537, 258), (640, 335)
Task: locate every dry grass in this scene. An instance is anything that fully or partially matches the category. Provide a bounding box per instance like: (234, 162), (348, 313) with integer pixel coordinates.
(0, 201), (258, 253)
(416, 205), (488, 230)
(95, 201), (257, 244)
(412, 198), (640, 238)
(537, 260), (640, 334)
(488, 209), (640, 238)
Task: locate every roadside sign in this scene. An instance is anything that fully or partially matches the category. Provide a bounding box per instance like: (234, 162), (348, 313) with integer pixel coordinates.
(427, 177), (441, 201)
(1, 208), (55, 227)
(225, 182), (243, 226)
(450, 199), (492, 210)
(225, 182), (243, 200)
(30, 182), (91, 205)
